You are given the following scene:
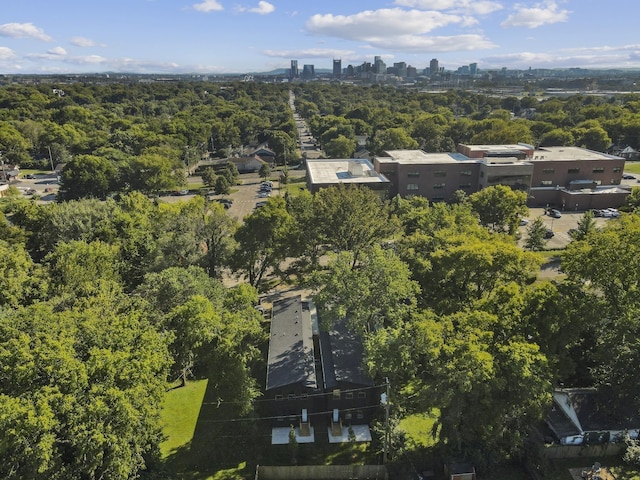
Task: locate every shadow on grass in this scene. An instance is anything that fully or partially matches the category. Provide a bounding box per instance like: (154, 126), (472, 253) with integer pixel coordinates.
(162, 368), (380, 479)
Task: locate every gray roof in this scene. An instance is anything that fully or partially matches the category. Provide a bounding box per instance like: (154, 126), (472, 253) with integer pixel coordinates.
(319, 317), (374, 390)
(266, 296), (317, 391)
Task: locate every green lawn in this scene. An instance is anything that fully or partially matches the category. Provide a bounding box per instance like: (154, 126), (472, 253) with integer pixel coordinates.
(160, 379), (209, 458)
(398, 411), (439, 449)
(624, 161), (640, 175)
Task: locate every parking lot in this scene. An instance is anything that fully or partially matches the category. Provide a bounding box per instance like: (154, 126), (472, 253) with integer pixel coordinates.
(519, 207), (614, 249)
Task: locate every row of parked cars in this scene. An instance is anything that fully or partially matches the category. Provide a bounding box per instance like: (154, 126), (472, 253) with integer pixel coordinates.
(592, 208), (620, 218)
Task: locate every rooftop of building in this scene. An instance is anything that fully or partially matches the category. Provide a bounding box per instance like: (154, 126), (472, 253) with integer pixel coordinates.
(377, 150), (474, 164)
(306, 158), (390, 185)
(266, 295), (317, 391)
(532, 146), (623, 161)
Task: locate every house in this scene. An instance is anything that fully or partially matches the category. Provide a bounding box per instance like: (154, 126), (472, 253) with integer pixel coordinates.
(545, 388), (640, 445)
(374, 144), (629, 209)
(265, 295), (377, 444)
(228, 155), (267, 173)
(265, 296), (319, 444)
(246, 145), (276, 165)
(319, 317), (376, 442)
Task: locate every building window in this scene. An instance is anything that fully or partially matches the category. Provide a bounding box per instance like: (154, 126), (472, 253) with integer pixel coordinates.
(382, 170), (395, 176)
(433, 183), (445, 189)
(540, 180), (553, 186)
(345, 392), (354, 400)
(458, 183), (471, 189)
(288, 393), (296, 400)
(407, 183), (419, 191)
(277, 416), (285, 422)
(460, 170), (472, 176)
(275, 394), (283, 400)
(568, 168), (580, 174)
(613, 167), (622, 173)
(333, 389), (341, 399)
(408, 172), (420, 178)
(431, 197), (445, 202)
(358, 392), (366, 399)
(434, 171), (446, 177)
(357, 411), (364, 420)
(345, 413), (353, 420)
(542, 168), (555, 174)
(592, 167), (605, 173)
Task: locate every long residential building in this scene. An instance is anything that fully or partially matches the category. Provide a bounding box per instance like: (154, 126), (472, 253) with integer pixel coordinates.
(374, 144), (629, 209)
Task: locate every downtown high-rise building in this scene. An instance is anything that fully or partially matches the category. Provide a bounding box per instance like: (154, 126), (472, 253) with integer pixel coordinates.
(290, 60), (299, 79)
(429, 58), (439, 75)
(333, 58), (342, 78)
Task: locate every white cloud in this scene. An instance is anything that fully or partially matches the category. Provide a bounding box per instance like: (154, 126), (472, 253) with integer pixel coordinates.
(193, 0), (224, 12)
(306, 8), (496, 53)
(0, 46), (16, 60)
(394, 0), (503, 15)
(237, 1), (275, 15)
(47, 46), (67, 56)
(501, 1), (570, 28)
(482, 45), (640, 69)
(308, 8), (469, 38)
(371, 34), (496, 52)
(262, 48), (356, 59)
(71, 36), (106, 48)
(0, 22), (52, 41)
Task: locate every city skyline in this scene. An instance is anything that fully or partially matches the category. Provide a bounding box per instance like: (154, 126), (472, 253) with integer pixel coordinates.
(2, 1), (640, 75)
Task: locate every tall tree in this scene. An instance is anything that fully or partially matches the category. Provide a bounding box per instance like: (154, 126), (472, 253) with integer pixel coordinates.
(58, 154), (116, 201)
(230, 197), (293, 288)
(468, 185), (528, 235)
(309, 245), (419, 335)
(314, 184), (400, 267)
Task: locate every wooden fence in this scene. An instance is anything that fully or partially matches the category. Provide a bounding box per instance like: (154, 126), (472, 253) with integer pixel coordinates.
(255, 465), (388, 480)
(541, 443), (625, 459)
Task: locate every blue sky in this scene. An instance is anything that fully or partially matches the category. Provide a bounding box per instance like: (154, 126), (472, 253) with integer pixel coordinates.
(1, 0), (639, 74)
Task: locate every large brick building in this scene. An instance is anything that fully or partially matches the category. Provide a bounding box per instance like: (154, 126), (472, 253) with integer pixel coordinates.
(374, 144), (629, 209)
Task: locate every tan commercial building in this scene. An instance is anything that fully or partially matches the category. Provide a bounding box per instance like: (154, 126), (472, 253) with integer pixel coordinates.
(306, 158), (391, 196)
(374, 144), (629, 210)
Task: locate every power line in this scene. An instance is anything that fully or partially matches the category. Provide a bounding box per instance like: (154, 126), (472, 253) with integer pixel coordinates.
(199, 383), (386, 406)
(194, 404), (385, 424)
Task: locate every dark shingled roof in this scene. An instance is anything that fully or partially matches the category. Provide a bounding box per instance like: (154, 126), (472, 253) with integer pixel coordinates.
(319, 317), (373, 390)
(266, 296), (317, 391)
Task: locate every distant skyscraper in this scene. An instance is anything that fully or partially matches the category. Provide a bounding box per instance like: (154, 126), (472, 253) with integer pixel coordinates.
(374, 56), (386, 74)
(469, 62), (478, 76)
(333, 58), (342, 78)
(290, 60), (298, 79)
(302, 64), (315, 80)
(393, 62), (407, 78)
(430, 58), (439, 76)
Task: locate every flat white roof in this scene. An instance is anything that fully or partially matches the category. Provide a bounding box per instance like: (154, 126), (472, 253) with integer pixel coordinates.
(378, 150), (475, 165)
(306, 159), (389, 185)
(533, 146), (622, 161)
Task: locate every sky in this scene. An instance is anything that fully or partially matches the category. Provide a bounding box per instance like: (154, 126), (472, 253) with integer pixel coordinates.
(1, 0), (640, 75)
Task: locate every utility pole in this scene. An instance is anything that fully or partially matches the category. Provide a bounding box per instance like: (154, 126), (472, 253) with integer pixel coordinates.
(47, 146), (54, 172)
(380, 377), (390, 464)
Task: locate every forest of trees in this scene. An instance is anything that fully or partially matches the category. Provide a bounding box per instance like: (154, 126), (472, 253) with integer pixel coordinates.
(1, 81), (640, 478)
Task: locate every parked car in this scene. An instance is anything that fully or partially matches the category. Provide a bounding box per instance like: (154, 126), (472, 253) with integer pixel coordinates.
(519, 218), (530, 226)
(24, 173), (36, 179)
(604, 208), (620, 217)
(258, 191), (271, 198)
(174, 189), (189, 196)
(622, 174), (636, 180)
(547, 208), (562, 218)
(544, 229), (555, 239)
